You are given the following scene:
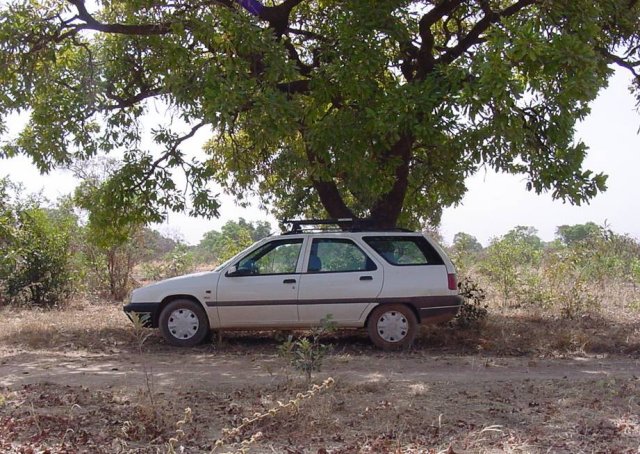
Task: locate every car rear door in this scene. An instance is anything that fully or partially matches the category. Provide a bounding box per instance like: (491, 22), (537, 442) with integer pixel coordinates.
(297, 237), (383, 325)
(362, 235), (456, 320)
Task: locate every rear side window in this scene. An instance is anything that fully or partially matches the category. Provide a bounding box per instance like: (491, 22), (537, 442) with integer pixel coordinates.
(363, 236), (444, 266)
(308, 238), (377, 273)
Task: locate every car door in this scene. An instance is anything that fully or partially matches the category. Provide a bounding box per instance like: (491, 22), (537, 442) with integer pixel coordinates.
(297, 237), (383, 325)
(362, 235), (449, 297)
(216, 238), (304, 327)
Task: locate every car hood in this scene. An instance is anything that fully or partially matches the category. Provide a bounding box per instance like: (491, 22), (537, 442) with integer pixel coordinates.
(131, 270), (220, 303)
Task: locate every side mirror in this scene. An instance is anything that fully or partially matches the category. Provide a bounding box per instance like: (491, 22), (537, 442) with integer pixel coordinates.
(226, 264), (253, 277)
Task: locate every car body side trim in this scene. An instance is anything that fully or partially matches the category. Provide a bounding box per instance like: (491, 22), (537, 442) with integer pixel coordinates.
(207, 295), (462, 308)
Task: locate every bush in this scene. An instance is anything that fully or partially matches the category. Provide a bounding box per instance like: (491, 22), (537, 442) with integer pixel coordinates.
(140, 244), (196, 281)
(1, 207), (77, 308)
(451, 276), (488, 329)
(479, 226), (543, 307)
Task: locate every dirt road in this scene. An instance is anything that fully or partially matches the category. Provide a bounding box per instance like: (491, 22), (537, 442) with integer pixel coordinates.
(2, 349), (638, 391)
(2, 347), (640, 452)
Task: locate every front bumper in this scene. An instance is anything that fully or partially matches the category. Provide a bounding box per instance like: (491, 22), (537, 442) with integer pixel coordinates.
(123, 302), (160, 328)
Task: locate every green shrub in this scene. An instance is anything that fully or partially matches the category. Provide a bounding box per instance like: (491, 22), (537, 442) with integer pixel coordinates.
(140, 244), (196, 281)
(2, 207), (76, 308)
(479, 226), (543, 307)
(512, 250), (601, 318)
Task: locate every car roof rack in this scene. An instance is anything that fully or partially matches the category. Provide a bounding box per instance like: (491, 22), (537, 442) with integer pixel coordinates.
(282, 218), (413, 234)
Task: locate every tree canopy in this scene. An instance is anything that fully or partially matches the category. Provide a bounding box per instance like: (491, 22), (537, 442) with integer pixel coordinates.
(555, 222), (601, 246)
(197, 217), (272, 261)
(1, 0), (639, 228)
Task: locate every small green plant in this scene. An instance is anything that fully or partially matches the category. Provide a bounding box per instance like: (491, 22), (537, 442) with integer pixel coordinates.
(628, 299), (640, 312)
(451, 276), (488, 329)
(127, 311), (154, 352)
(278, 315), (336, 383)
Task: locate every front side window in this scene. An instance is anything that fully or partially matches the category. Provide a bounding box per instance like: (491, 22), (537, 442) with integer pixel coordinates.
(363, 236), (444, 266)
(308, 239), (376, 273)
(236, 239), (303, 275)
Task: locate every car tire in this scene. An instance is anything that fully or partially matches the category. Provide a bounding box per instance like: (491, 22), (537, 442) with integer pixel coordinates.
(159, 299), (209, 347)
(367, 304), (418, 350)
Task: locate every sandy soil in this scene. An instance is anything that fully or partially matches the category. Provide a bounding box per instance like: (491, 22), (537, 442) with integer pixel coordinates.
(1, 344), (639, 453)
(1, 303), (639, 453)
(1, 349), (638, 391)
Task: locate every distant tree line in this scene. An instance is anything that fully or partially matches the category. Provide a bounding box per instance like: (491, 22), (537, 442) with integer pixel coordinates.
(449, 223), (640, 318)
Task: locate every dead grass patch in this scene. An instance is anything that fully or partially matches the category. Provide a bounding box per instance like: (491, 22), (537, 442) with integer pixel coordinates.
(417, 309), (640, 357)
(0, 301), (136, 353)
(3, 373), (639, 453)
(1, 298), (638, 358)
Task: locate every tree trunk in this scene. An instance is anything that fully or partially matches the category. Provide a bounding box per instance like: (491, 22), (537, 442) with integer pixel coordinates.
(305, 135), (413, 229)
(368, 135), (413, 228)
(312, 179), (355, 220)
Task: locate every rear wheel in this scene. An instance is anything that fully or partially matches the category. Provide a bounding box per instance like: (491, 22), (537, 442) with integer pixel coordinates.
(367, 304), (418, 350)
(159, 299), (209, 347)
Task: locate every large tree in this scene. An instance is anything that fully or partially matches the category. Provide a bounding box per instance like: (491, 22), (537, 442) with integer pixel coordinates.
(1, 0), (639, 228)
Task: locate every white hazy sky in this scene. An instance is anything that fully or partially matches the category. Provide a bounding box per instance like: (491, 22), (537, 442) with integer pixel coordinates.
(1, 70), (639, 246)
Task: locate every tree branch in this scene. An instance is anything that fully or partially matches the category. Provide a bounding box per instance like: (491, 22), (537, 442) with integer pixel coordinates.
(369, 134), (413, 228)
(276, 79), (311, 95)
(105, 87), (163, 110)
(258, 0), (307, 37)
(414, 0), (462, 79)
(437, 0), (536, 67)
(68, 0), (173, 35)
(601, 49), (640, 79)
(283, 39), (314, 76)
(130, 121), (207, 193)
(302, 146), (354, 219)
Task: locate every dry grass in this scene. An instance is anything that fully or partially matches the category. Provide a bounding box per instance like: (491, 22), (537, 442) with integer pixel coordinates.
(416, 310), (640, 357)
(0, 300), (145, 353)
(1, 373), (639, 453)
(1, 296), (639, 452)
(1, 295), (639, 357)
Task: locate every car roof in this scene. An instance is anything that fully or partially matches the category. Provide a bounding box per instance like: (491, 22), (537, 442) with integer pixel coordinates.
(275, 230), (425, 239)
(281, 219), (415, 234)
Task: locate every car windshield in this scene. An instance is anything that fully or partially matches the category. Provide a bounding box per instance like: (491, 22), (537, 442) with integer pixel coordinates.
(213, 241), (260, 272)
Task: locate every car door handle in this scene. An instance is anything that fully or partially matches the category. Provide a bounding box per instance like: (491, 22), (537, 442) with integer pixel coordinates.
(359, 276), (373, 281)
(283, 278), (297, 284)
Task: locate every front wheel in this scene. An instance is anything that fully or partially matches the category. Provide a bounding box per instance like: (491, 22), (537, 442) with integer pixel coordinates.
(159, 299), (209, 347)
(367, 304), (418, 350)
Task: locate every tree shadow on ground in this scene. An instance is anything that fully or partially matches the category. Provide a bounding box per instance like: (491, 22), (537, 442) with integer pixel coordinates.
(417, 312), (640, 357)
(2, 311), (638, 358)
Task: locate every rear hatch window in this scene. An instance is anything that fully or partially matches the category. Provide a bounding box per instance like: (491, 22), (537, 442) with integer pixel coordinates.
(363, 236), (444, 266)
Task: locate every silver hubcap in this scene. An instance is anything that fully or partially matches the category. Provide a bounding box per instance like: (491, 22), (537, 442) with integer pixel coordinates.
(376, 311), (409, 343)
(167, 308), (200, 340)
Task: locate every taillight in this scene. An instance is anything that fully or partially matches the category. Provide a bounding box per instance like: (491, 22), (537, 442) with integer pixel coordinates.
(447, 273), (457, 290)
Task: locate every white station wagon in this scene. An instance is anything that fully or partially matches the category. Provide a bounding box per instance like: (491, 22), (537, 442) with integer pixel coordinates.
(124, 219), (462, 349)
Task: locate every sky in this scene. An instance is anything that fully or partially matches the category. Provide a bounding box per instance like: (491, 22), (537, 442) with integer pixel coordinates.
(1, 70), (639, 247)
(440, 69), (640, 245)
